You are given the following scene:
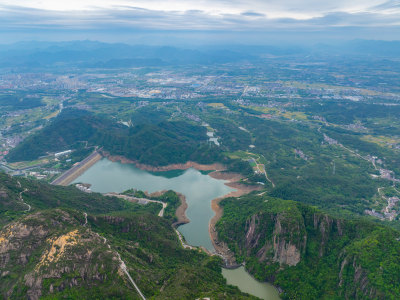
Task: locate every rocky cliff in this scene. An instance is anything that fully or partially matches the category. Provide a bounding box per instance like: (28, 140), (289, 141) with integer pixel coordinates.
(0, 172), (254, 299)
(0, 209), (129, 300)
(244, 212), (306, 266)
(216, 194), (400, 299)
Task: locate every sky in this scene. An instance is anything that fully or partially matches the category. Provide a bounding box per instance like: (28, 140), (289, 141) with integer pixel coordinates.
(0, 0), (399, 44)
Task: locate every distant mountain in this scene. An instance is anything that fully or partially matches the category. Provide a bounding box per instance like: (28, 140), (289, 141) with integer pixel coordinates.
(0, 41), (255, 68)
(312, 40), (400, 58)
(1, 39), (399, 69)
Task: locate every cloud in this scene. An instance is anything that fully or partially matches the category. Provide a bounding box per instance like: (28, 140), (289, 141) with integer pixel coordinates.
(241, 11), (266, 17)
(372, 0), (400, 10)
(0, 1), (399, 42)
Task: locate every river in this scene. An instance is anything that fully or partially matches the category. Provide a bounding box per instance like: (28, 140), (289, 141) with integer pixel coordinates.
(72, 158), (280, 299)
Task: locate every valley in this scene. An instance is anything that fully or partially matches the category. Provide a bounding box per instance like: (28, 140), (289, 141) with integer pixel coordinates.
(68, 157), (278, 299)
(1, 41), (400, 299)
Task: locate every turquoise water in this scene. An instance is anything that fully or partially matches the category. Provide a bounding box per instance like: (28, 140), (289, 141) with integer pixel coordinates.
(72, 157), (280, 299)
(73, 158), (233, 251)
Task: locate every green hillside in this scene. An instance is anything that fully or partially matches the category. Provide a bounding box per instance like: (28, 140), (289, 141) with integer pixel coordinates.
(0, 172), (254, 299)
(6, 110), (223, 166)
(216, 193), (400, 299)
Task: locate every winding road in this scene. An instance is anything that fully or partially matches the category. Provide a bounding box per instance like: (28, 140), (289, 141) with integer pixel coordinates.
(104, 193), (167, 217)
(249, 155), (275, 188)
(83, 213), (87, 226)
(17, 181), (31, 212)
(174, 228), (196, 250)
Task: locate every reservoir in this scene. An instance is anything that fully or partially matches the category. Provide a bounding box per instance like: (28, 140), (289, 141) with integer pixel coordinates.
(222, 267), (280, 300)
(72, 157), (280, 299)
(72, 158), (233, 251)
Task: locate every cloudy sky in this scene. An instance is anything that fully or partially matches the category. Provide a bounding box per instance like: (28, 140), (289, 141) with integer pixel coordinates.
(0, 0), (399, 44)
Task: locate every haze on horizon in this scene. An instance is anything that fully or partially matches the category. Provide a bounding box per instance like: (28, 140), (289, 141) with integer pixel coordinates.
(0, 0), (399, 45)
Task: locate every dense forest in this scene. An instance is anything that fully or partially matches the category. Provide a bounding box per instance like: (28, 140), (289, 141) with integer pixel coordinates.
(6, 105), (399, 221)
(206, 113), (390, 218)
(0, 93), (45, 111)
(216, 193), (400, 299)
(6, 110), (224, 166)
(0, 172), (254, 299)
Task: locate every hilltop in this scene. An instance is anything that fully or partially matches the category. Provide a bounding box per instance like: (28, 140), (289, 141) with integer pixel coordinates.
(216, 193), (400, 299)
(0, 172), (254, 299)
(6, 110), (223, 167)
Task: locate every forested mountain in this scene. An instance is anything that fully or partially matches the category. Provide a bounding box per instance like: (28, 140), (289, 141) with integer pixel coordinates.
(1, 38), (400, 300)
(6, 110), (223, 166)
(216, 194), (400, 299)
(0, 172), (253, 299)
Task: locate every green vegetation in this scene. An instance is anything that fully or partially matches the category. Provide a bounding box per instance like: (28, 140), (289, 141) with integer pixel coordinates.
(0, 172), (254, 299)
(0, 173), (159, 216)
(89, 213), (254, 299)
(121, 188), (182, 222)
(8, 99), (398, 223)
(322, 126), (400, 175)
(194, 104), (399, 219)
(2, 45), (400, 299)
(9, 97), (398, 220)
(6, 110), (224, 166)
(0, 93), (45, 110)
(217, 194), (400, 299)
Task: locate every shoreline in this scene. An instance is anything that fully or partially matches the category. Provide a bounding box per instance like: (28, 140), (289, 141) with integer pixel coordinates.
(63, 153), (278, 294)
(84, 153), (260, 266)
(208, 171), (262, 267)
(172, 192), (190, 227)
(145, 190), (189, 227)
(104, 152), (225, 172)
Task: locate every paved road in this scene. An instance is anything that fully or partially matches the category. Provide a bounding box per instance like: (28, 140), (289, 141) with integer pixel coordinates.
(249, 157), (275, 188)
(83, 213), (87, 226)
(20, 188), (31, 212)
(105, 193), (167, 217)
(0, 163), (13, 172)
(174, 228), (196, 250)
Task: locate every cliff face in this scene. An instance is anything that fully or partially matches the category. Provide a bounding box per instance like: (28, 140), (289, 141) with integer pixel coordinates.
(0, 210), (127, 300)
(244, 212), (306, 266)
(217, 195), (400, 299)
(241, 210), (346, 267)
(0, 173), (255, 299)
(338, 255), (378, 299)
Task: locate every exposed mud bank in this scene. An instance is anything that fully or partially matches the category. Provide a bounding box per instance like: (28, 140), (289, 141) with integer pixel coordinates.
(103, 152), (225, 172)
(102, 152), (262, 266)
(209, 171), (262, 267)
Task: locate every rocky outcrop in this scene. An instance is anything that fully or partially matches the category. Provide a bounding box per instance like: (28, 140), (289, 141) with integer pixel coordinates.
(338, 254), (380, 299)
(241, 211), (347, 267)
(314, 214), (333, 257)
(243, 212), (306, 266)
(272, 217), (304, 266)
(0, 210), (124, 300)
(272, 236), (301, 266)
(217, 195), (400, 299)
